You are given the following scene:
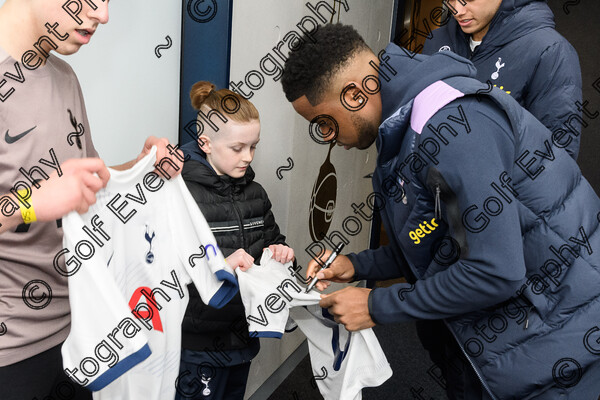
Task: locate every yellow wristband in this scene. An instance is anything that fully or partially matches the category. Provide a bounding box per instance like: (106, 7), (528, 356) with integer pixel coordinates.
(17, 189), (37, 224)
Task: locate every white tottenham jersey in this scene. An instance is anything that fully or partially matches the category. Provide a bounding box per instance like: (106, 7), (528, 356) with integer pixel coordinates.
(237, 249), (392, 399)
(60, 147), (238, 399)
(236, 249), (321, 338)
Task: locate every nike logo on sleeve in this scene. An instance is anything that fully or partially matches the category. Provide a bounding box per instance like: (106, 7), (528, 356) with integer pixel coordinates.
(5, 126), (37, 144)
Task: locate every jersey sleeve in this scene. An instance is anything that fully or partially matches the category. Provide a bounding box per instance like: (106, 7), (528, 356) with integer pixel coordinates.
(171, 176), (238, 308)
(61, 210), (151, 391)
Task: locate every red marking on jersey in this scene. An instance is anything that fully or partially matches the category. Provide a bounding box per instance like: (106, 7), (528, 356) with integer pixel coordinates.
(129, 286), (164, 332)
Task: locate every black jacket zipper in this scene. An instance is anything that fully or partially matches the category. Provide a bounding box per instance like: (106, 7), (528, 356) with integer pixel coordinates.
(230, 193), (246, 250)
(435, 185), (441, 221)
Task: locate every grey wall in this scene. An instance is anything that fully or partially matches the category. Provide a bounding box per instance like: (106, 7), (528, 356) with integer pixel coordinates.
(60, 0), (182, 166)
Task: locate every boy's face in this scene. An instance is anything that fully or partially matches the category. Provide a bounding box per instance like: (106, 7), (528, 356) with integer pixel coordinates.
(201, 120), (261, 179)
(446, 0), (502, 41)
(32, 0), (109, 55)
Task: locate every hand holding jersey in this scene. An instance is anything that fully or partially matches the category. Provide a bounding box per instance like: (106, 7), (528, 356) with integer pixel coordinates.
(32, 158), (110, 219)
(0, 158), (110, 234)
(61, 148), (238, 399)
(226, 248), (255, 271)
(0, 136), (181, 235)
(307, 250), (374, 331)
(226, 245), (294, 271)
(129, 136), (184, 177)
(46, 136), (182, 224)
(267, 243), (295, 263)
(237, 249), (391, 399)
(320, 287), (374, 332)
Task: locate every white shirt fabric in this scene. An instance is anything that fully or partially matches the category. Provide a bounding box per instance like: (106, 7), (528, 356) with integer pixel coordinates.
(237, 249), (392, 399)
(290, 305), (393, 400)
(470, 37), (482, 52)
(61, 147), (238, 399)
(236, 249), (321, 338)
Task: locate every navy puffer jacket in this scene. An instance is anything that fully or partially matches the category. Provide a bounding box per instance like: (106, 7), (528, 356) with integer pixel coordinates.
(179, 141), (286, 352)
(349, 44), (600, 399)
(422, 0), (582, 160)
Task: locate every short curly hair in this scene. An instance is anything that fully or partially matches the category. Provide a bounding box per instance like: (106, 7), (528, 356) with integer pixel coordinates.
(281, 23), (370, 105)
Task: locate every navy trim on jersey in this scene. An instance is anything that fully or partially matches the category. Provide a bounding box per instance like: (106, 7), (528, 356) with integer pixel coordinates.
(87, 343), (152, 391)
(208, 270), (238, 308)
(251, 331), (283, 339)
(331, 325), (351, 371)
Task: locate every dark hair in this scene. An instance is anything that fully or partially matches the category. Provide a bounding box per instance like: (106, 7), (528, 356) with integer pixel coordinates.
(281, 23), (370, 105)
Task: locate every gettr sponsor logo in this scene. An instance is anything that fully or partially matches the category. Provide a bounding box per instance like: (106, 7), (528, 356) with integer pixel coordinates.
(408, 218), (438, 244)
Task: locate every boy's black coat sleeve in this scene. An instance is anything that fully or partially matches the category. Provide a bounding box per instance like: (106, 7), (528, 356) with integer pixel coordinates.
(262, 191), (287, 246)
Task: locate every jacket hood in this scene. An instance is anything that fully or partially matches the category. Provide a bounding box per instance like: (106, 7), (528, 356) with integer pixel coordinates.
(487, 1), (554, 47)
(498, 0), (544, 11)
(380, 43), (477, 121)
(181, 139), (210, 164)
(180, 140), (255, 194)
(440, 1), (554, 52)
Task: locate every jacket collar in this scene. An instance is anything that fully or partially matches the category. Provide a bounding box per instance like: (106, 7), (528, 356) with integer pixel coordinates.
(180, 140), (255, 195)
(379, 43), (476, 121)
(444, 1), (554, 58)
(377, 44), (476, 165)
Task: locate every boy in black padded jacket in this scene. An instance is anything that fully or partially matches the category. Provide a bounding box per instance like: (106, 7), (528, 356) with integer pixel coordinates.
(176, 81), (294, 400)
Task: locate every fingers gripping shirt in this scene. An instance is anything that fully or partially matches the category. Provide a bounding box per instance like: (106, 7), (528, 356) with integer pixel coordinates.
(60, 147), (237, 399)
(237, 249), (392, 400)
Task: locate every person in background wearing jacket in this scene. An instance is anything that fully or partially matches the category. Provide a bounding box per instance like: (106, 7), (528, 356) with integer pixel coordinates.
(281, 23), (600, 399)
(422, 0), (583, 160)
(176, 81), (294, 400)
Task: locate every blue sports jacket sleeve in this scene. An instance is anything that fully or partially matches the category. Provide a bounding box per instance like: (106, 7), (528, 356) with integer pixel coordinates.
(347, 243), (407, 282)
(368, 97), (528, 324)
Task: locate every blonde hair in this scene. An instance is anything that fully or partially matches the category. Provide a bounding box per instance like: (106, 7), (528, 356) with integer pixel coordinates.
(190, 81), (259, 124)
